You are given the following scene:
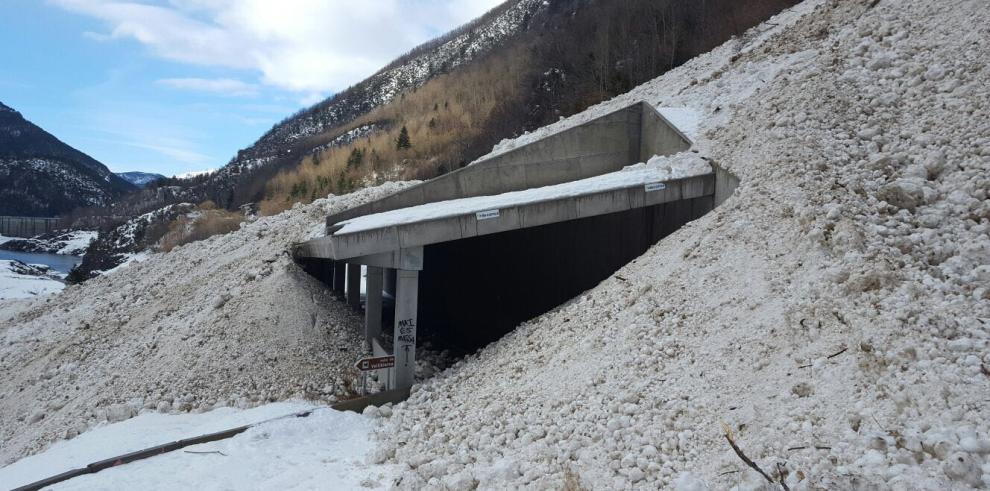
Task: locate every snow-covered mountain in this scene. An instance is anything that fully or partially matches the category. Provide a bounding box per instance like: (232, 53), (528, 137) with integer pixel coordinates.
(199, 0), (547, 206)
(0, 101), (136, 216)
(116, 171), (165, 188)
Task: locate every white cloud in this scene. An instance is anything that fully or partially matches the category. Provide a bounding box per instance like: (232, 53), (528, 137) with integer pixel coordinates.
(51, 0), (505, 94)
(157, 77), (259, 96)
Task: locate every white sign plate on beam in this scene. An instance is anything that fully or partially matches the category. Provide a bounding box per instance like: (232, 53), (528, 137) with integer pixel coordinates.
(476, 209), (500, 220)
(644, 182), (667, 192)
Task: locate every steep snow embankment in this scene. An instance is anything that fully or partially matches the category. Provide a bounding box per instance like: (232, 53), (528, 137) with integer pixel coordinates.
(376, 0), (990, 489)
(0, 182), (414, 466)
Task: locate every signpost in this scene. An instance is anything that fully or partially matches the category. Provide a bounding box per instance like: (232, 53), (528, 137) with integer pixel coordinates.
(355, 355), (395, 371)
(355, 355), (396, 395)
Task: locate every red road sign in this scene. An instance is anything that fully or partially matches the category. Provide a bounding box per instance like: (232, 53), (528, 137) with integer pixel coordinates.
(355, 355), (395, 371)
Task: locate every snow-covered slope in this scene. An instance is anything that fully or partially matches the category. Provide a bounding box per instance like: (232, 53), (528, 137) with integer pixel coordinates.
(0, 102), (136, 216)
(0, 230), (97, 256)
(374, 0), (990, 489)
(0, 182), (415, 465)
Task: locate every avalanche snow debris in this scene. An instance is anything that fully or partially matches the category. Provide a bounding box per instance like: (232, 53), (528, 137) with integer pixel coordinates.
(377, 0), (990, 489)
(0, 182), (416, 466)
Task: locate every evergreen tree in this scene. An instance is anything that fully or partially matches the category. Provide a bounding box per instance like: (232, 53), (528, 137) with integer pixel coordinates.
(396, 125), (412, 150)
(346, 148), (364, 168)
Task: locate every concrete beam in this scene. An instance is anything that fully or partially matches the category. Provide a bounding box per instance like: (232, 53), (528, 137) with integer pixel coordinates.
(393, 270), (419, 390)
(345, 247), (424, 271)
(346, 263), (361, 310)
(365, 266), (383, 343)
(295, 174), (714, 262)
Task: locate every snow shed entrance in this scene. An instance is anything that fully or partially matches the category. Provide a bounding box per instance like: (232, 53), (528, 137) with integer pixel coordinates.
(295, 101), (739, 390)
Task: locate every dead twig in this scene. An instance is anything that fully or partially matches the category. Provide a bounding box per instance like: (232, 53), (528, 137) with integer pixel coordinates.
(615, 275), (628, 282)
(183, 450), (227, 456)
(798, 347), (848, 368)
(787, 445), (832, 451)
(722, 423), (784, 489)
(826, 347), (848, 359)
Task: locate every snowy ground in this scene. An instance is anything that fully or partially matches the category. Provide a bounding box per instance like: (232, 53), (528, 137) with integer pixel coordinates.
(0, 260), (64, 300)
(0, 402), (394, 490)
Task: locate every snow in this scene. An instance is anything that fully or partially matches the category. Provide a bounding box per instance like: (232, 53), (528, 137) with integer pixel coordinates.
(56, 231), (98, 256)
(0, 234), (12, 245)
(0, 182), (417, 466)
(4, 0), (990, 489)
(335, 152), (711, 234)
(0, 402), (394, 490)
(173, 169), (216, 179)
(0, 260), (64, 300)
(657, 108), (701, 141)
(377, 0), (990, 489)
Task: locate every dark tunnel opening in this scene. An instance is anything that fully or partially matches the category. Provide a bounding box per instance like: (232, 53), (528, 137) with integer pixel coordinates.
(414, 195), (713, 354)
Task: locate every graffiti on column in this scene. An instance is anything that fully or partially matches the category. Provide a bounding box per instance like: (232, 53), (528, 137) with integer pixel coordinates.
(397, 318), (416, 366)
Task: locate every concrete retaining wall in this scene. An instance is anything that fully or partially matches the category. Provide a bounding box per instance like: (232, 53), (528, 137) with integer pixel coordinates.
(0, 216), (62, 238)
(714, 164), (740, 206)
(326, 101), (692, 227)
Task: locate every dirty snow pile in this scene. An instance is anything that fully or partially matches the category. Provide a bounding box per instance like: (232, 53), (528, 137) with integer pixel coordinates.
(377, 0), (990, 489)
(0, 181), (414, 466)
(0, 401), (395, 490)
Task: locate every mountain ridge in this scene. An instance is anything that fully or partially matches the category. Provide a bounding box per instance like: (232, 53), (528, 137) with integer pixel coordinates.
(0, 101), (136, 217)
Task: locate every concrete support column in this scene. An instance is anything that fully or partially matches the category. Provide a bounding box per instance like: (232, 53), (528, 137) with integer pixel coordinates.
(383, 268), (397, 297)
(346, 263), (361, 310)
(393, 269), (419, 390)
(364, 266), (383, 343)
(332, 261), (346, 297)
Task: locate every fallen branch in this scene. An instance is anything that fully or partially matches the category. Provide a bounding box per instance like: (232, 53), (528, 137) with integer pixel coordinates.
(183, 450), (227, 456)
(722, 423), (789, 490)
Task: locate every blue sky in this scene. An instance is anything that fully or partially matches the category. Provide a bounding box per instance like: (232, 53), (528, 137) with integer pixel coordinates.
(0, 0), (501, 176)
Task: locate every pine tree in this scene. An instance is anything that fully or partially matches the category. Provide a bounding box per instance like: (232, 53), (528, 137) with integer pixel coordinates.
(396, 125), (412, 150)
(346, 148), (364, 168)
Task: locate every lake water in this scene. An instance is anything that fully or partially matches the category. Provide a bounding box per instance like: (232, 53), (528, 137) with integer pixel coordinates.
(0, 251), (81, 273)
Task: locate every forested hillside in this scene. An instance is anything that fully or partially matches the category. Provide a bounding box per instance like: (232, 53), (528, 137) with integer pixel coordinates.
(257, 0), (798, 214)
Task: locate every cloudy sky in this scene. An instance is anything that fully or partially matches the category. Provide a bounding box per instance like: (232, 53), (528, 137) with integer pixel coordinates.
(0, 0), (502, 176)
